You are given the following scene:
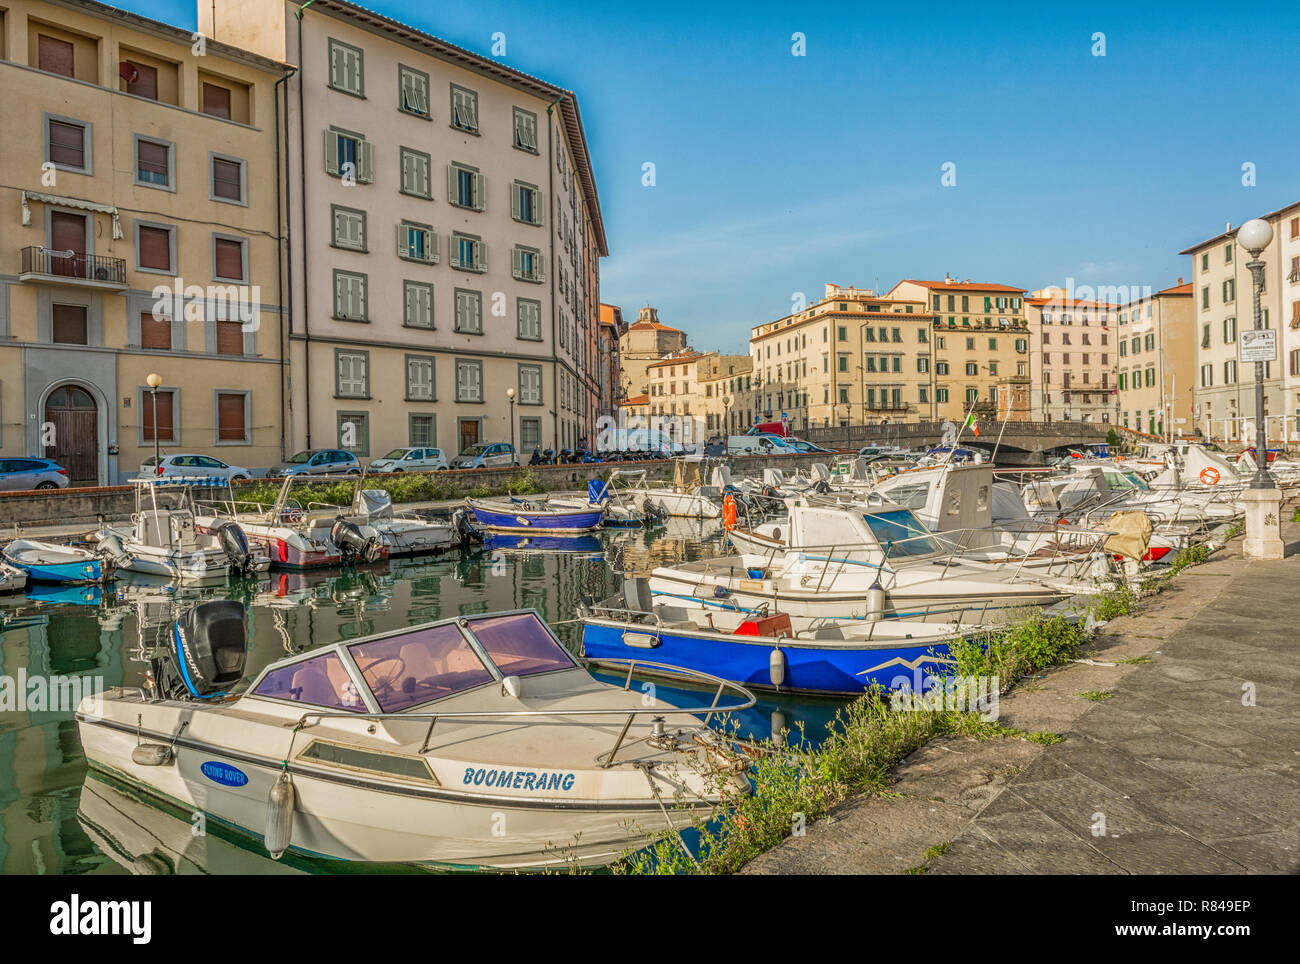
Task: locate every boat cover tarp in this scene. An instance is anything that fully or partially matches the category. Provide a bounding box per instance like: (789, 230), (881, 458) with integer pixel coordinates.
(358, 489), (393, 518)
(1102, 510), (1152, 560)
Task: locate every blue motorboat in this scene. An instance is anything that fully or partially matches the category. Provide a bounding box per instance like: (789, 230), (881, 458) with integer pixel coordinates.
(482, 532), (604, 554)
(1, 539), (106, 584)
(579, 583), (973, 697)
(466, 496), (603, 533)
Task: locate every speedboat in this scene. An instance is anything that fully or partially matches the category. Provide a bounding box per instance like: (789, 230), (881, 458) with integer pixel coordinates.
(0, 561), (26, 594)
(1, 539), (105, 584)
(350, 489), (463, 556)
(631, 458), (723, 520)
(580, 580), (975, 697)
(466, 496), (604, 533)
(76, 603), (754, 869)
(93, 477), (269, 583)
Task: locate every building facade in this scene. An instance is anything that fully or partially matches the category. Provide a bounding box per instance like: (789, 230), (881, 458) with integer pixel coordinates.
(203, 0), (607, 461)
(1280, 205), (1300, 441)
(1180, 213), (1285, 443)
(1025, 289), (1118, 423)
(617, 306), (686, 400)
(597, 302), (624, 420)
(0, 0), (286, 483)
(1115, 281), (1194, 437)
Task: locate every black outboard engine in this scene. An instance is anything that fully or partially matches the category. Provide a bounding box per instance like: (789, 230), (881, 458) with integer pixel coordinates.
(215, 520), (253, 574)
(330, 517), (384, 564)
(153, 600), (247, 701)
(451, 507), (482, 545)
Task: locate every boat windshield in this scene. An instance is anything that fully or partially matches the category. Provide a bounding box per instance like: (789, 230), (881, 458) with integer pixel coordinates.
(464, 612), (576, 678)
(348, 623), (495, 712)
(862, 509), (941, 557)
(1104, 471), (1151, 492)
(880, 481), (930, 510)
(252, 651), (367, 712)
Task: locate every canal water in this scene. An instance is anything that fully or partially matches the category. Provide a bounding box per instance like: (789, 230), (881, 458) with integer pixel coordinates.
(0, 518), (848, 874)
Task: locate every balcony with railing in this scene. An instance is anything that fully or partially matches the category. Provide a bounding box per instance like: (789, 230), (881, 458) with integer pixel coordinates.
(20, 246), (127, 289)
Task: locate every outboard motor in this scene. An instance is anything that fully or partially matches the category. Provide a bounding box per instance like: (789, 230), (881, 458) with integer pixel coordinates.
(330, 518), (384, 564)
(215, 520), (253, 574)
(95, 530), (132, 569)
(152, 600), (247, 701)
(452, 507), (482, 545)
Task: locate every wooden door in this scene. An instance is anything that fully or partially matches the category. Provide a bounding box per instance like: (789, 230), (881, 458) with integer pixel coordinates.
(44, 385), (98, 483)
(459, 419), (479, 454)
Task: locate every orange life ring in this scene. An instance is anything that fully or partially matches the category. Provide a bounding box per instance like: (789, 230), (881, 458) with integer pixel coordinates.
(722, 494), (738, 530)
(1199, 467), (1220, 485)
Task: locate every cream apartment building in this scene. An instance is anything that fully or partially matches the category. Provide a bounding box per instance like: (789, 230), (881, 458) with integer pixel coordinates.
(886, 278), (1030, 422)
(1025, 289), (1119, 423)
(202, 0), (607, 460)
(618, 306), (686, 399)
(1115, 281), (1194, 437)
(0, 0), (286, 484)
(1180, 213), (1285, 443)
(1280, 204), (1300, 439)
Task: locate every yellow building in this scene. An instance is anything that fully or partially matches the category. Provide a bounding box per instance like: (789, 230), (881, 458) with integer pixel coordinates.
(886, 278), (1030, 422)
(1116, 281), (1195, 437)
(0, 0), (286, 483)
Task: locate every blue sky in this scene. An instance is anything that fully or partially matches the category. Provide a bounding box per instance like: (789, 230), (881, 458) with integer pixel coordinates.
(133, 1), (1299, 353)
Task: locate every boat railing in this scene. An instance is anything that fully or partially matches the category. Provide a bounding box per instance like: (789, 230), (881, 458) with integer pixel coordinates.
(290, 662), (756, 768)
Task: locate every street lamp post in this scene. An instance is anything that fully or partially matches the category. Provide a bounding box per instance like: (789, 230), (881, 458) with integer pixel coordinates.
(1237, 218), (1283, 560)
(146, 371), (162, 468)
(505, 387), (516, 458)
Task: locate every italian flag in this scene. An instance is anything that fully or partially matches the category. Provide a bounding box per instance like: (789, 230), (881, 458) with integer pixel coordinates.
(965, 413), (979, 437)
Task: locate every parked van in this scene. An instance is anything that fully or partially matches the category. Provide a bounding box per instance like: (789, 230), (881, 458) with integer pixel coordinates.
(728, 435), (797, 456)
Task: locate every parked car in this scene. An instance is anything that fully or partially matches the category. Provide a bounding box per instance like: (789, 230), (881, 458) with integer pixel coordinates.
(368, 447), (449, 473)
(139, 453), (252, 481)
(266, 449), (361, 477)
(0, 457), (69, 491)
(766, 435), (833, 454)
(451, 442), (517, 469)
(727, 435), (798, 456)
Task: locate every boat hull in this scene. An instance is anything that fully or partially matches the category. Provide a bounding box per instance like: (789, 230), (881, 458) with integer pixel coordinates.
(467, 499), (603, 534)
(2, 546), (104, 584)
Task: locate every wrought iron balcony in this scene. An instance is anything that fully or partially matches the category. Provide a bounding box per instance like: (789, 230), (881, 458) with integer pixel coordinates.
(19, 246), (127, 288)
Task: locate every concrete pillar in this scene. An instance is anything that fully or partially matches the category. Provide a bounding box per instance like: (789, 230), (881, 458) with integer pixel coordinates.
(1242, 488), (1284, 560)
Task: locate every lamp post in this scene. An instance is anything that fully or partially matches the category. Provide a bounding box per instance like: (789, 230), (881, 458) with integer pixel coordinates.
(1238, 218), (1274, 489)
(505, 387), (516, 456)
(146, 372), (162, 468)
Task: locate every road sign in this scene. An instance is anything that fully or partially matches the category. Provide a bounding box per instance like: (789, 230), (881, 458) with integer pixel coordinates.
(1240, 328), (1276, 363)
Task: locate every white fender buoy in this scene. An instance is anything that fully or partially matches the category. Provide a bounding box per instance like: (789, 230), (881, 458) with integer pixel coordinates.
(265, 770), (295, 860)
(866, 579), (886, 622)
(769, 647), (787, 687)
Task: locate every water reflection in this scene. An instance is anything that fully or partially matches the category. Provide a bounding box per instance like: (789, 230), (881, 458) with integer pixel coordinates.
(0, 522), (849, 874)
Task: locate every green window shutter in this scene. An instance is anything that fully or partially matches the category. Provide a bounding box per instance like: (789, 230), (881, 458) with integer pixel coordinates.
(511, 183), (521, 221)
(324, 130), (339, 176)
(356, 139), (373, 183)
(474, 172), (486, 211)
(447, 165), (459, 204)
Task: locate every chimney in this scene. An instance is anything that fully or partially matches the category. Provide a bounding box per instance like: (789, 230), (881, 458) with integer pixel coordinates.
(1177, 277), (1183, 285)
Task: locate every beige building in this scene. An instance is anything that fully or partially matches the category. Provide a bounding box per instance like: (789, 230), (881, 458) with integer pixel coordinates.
(886, 278), (1031, 422)
(597, 302), (624, 419)
(1115, 281), (1195, 437)
(1279, 204), (1300, 440)
(618, 306), (686, 399)
(0, 0), (287, 483)
(1180, 212), (1286, 443)
(1025, 289), (1119, 423)
(203, 0), (607, 460)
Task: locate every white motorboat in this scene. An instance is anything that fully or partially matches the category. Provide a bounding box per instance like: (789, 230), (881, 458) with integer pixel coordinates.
(0, 561), (27, 594)
(630, 458), (723, 519)
(350, 489), (462, 556)
(1, 538), (106, 584)
(76, 602), (754, 869)
(93, 478), (270, 583)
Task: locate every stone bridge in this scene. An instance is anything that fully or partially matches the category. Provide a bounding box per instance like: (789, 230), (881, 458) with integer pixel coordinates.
(804, 420), (1111, 463)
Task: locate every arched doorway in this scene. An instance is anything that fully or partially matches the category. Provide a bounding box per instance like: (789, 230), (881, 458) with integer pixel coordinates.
(44, 384), (98, 484)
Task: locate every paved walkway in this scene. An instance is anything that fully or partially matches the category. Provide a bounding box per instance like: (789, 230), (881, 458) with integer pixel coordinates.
(744, 520), (1300, 874)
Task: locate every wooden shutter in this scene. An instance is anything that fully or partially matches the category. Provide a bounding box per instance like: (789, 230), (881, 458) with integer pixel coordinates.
(138, 140), (169, 183)
(214, 238), (244, 280)
(397, 224), (411, 260)
(217, 393), (246, 441)
(39, 35), (76, 77)
(212, 158), (242, 200)
(217, 320), (243, 355)
(141, 311), (171, 350)
(52, 304), (88, 344)
(202, 82), (232, 119)
(448, 164), (461, 205)
(324, 130), (340, 176)
(137, 225), (171, 271)
(48, 120), (85, 168)
(405, 283), (432, 328)
(125, 61), (158, 100)
(143, 390), (174, 441)
(356, 140), (373, 183)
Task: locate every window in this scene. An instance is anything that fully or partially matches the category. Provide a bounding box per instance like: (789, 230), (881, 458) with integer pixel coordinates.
(216, 392), (248, 442)
(331, 205), (366, 251)
(141, 388), (175, 443)
(52, 304), (88, 345)
(398, 65), (430, 117)
(518, 364), (542, 404)
(141, 311), (171, 350)
(513, 107), (538, 152)
(46, 115), (90, 172)
(965, 362), (978, 375)
(201, 82), (232, 119)
(121, 60), (158, 100)
(966, 388), (979, 404)
(398, 221), (438, 264)
(328, 39), (364, 97)
(838, 355), (848, 372)
(838, 326), (847, 341)
(449, 163), (485, 210)
(213, 235), (246, 282)
(917, 356), (930, 373)
(517, 298), (542, 340)
(216, 320), (243, 356)
(404, 281), (434, 329)
(521, 417), (541, 450)
(210, 154), (246, 204)
(1223, 279), (1235, 303)
(335, 349), (369, 398)
(1200, 363), (1213, 388)
(134, 137), (172, 189)
(1223, 316), (1237, 343)
(406, 356), (434, 401)
(324, 127), (373, 183)
(333, 270), (368, 321)
(454, 289), (482, 334)
(451, 234), (485, 272)
(1225, 242), (1233, 263)
(450, 84), (479, 133)
(1224, 360), (1237, 384)
(135, 223), (174, 273)
(936, 388), (949, 403)
(936, 362), (949, 375)
(400, 147), (432, 199)
(513, 245), (544, 283)
(1202, 286), (1209, 309)
(409, 414), (436, 448)
(513, 181), (543, 225)
(337, 412), (369, 457)
(38, 35), (75, 77)
(456, 359), (483, 401)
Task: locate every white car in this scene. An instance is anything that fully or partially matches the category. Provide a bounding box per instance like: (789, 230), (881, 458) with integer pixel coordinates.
(140, 453), (252, 481)
(451, 442), (518, 469)
(368, 447), (449, 473)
